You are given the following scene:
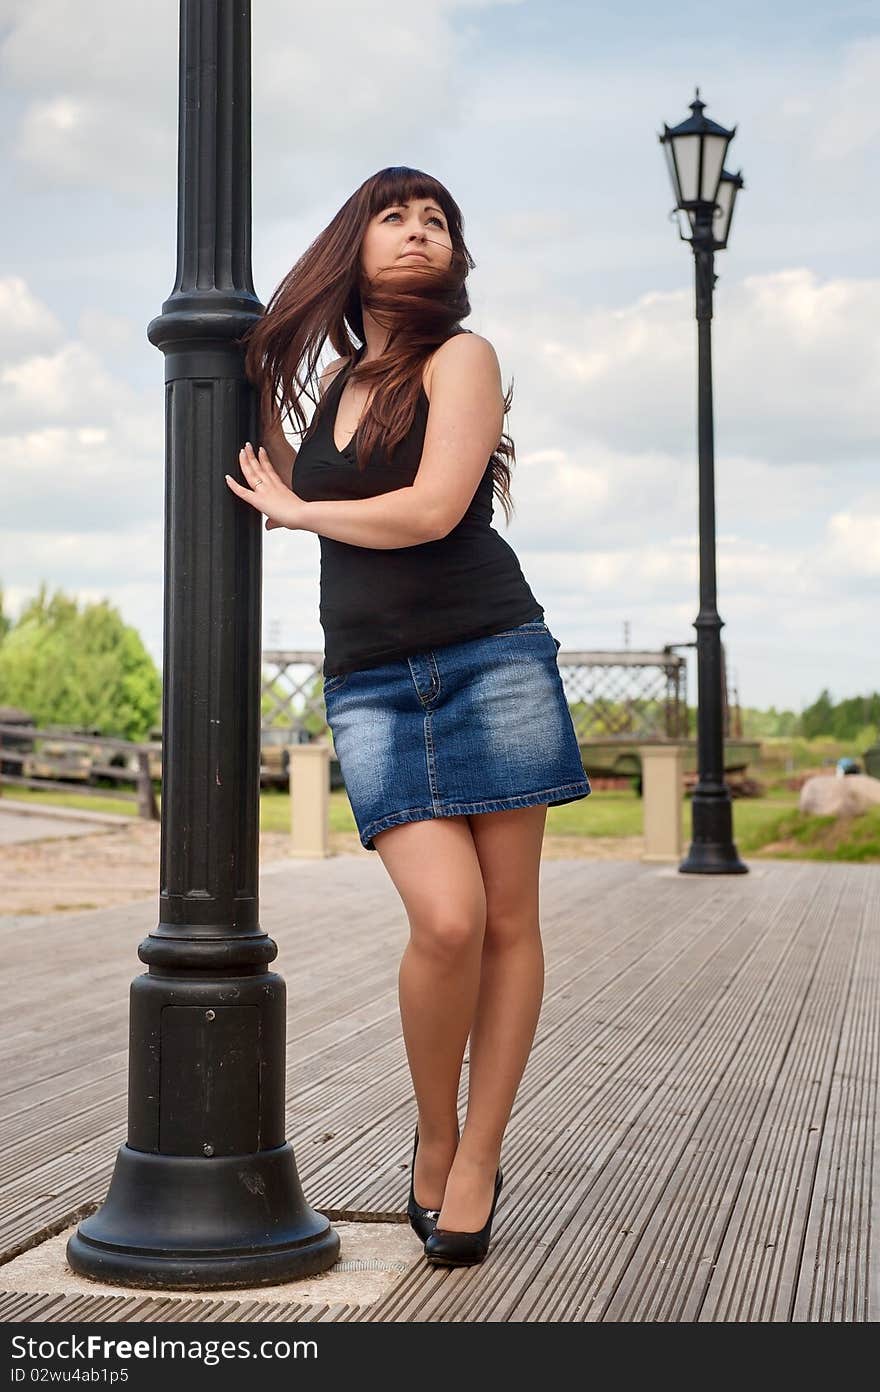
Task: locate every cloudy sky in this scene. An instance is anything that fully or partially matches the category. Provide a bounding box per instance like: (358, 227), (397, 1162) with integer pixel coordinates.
(2, 0), (878, 710)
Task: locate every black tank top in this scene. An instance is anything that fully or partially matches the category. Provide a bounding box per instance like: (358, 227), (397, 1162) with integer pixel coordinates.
(293, 335), (545, 675)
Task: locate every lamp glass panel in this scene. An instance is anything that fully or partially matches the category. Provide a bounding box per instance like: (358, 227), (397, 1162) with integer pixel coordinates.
(700, 133), (728, 202)
(662, 139), (679, 201)
(714, 179), (734, 246)
(672, 133), (700, 203)
(676, 208), (696, 241)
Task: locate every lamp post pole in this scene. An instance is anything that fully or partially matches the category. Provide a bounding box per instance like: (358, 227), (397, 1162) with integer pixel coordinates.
(684, 204), (747, 872)
(660, 92), (748, 875)
(66, 0), (340, 1288)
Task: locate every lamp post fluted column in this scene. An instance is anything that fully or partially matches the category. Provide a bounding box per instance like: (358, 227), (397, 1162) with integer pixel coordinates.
(66, 0), (340, 1288)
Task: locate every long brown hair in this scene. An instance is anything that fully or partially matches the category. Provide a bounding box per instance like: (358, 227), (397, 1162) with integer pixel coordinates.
(241, 166), (516, 524)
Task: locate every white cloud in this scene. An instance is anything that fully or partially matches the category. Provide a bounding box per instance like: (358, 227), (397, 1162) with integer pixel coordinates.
(0, 0), (176, 195)
(822, 505), (880, 578)
(1, 7), (878, 712)
(0, 0), (510, 200)
(0, 340), (142, 430)
(0, 524), (162, 579)
(813, 37), (880, 162)
(77, 308), (138, 355)
(530, 269), (880, 463)
(0, 283), (163, 530)
(0, 276), (64, 360)
(0, 416), (163, 533)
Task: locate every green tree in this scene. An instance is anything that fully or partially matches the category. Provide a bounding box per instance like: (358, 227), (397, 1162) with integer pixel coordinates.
(801, 688), (835, 740)
(0, 583), (161, 741)
(799, 688), (880, 742)
(831, 693), (880, 742)
(0, 585), (12, 644)
(741, 704), (801, 738)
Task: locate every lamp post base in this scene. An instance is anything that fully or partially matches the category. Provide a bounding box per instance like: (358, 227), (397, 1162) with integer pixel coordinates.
(66, 1142), (340, 1291)
(679, 790), (749, 874)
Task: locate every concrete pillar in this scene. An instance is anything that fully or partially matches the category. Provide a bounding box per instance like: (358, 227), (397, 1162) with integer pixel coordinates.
(638, 743), (684, 863)
(288, 742), (332, 858)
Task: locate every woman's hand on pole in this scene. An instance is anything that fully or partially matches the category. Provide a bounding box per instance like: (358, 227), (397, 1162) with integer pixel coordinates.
(225, 441), (307, 531)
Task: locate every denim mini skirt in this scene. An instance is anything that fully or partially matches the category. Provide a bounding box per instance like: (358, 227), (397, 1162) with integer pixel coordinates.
(322, 620), (592, 851)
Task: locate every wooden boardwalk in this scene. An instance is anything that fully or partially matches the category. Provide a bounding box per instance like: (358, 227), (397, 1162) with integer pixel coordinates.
(0, 855), (877, 1322)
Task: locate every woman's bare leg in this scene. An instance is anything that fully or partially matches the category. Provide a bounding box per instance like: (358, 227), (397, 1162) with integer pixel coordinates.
(373, 816), (487, 1211)
(436, 804), (548, 1231)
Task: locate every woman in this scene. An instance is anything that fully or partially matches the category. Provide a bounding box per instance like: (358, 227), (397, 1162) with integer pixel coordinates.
(226, 167), (591, 1268)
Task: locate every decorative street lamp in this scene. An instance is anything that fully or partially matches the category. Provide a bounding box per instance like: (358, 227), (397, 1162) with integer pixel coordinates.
(712, 168), (745, 250)
(66, 1), (340, 1287)
(659, 90), (748, 875)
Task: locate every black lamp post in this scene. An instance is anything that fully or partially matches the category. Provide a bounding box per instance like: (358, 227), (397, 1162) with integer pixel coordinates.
(66, 0), (340, 1288)
(659, 90), (748, 875)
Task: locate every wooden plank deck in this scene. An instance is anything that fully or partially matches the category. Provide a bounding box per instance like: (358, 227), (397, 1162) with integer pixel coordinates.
(0, 856), (876, 1322)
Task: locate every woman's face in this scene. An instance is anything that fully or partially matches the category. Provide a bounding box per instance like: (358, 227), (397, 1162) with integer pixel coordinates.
(360, 197), (454, 281)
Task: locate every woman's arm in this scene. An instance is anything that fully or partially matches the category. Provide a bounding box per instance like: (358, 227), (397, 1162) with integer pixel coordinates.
(234, 337), (502, 549)
(298, 487), (438, 549)
(298, 335), (503, 549)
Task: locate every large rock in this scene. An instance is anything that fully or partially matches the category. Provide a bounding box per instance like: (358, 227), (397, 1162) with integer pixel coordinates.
(799, 773), (880, 817)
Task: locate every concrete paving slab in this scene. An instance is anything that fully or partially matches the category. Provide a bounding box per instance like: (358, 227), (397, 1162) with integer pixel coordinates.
(2, 1221), (421, 1307)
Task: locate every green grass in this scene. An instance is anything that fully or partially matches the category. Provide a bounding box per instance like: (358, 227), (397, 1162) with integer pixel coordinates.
(0, 783), (353, 838)
(730, 796), (801, 848)
(6, 783), (879, 863)
(261, 788), (369, 837)
(742, 804), (880, 863)
(546, 789), (643, 837)
(294, 786), (880, 863)
(0, 785), (141, 818)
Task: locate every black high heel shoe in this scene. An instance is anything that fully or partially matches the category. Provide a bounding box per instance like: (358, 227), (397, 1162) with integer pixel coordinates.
(423, 1165), (504, 1267)
(407, 1124), (458, 1242)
